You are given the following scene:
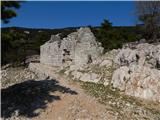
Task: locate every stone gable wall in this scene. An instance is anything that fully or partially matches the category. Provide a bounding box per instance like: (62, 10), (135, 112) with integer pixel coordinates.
(40, 27), (103, 68)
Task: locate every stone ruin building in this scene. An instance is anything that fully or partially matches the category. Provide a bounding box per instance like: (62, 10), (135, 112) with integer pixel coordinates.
(30, 27), (160, 102)
(40, 27), (103, 68)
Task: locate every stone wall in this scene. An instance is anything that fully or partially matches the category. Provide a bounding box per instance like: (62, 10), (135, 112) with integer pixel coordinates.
(40, 27), (103, 68)
(40, 36), (63, 66)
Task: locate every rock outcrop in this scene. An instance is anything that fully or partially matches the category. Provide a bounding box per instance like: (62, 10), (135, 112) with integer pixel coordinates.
(1, 67), (38, 88)
(40, 27), (103, 69)
(64, 49), (119, 85)
(114, 43), (160, 69)
(64, 42), (160, 102)
(112, 43), (160, 102)
(111, 65), (160, 102)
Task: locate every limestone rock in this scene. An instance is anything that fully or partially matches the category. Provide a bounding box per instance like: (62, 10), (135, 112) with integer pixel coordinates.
(100, 59), (112, 67)
(114, 43), (160, 69)
(112, 43), (160, 102)
(25, 55), (40, 64)
(79, 72), (101, 83)
(71, 71), (83, 80)
(104, 49), (120, 60)
(1, 67), (38, 88)
(103, 78), (110, 86)
(114, 48), (138, 66)
(136, 43), (160, 68)
(111, 65), (160, 102)
(92, 49), (119, 67)
(111, 66), (130, 91)
(125, 65), (160, 102)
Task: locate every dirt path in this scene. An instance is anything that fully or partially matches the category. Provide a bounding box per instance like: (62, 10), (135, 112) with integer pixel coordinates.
(29, 63), (116, 120)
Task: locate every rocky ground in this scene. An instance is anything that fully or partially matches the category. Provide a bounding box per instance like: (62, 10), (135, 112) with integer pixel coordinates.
(1, 65), (160, 120)
(1, 66), (39, 89)
(62, 42), (160, 102)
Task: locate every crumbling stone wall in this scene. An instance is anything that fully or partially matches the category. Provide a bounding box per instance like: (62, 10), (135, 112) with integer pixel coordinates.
(40, 27), (103, 68)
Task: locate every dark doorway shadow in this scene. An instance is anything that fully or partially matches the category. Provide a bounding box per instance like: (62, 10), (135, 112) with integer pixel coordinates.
(1, 79), (77, 118)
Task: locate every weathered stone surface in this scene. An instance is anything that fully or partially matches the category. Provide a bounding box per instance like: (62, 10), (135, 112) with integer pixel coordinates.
(79, 72), (101, 83)
(25, 55), (40, 64)
(67, 49), (118, 84)
(40, 27), (103, 69)
(111, 65), (160, 102)
(99, 59), (112, 67)
(111, 43), (160, 102)
(114, 43), (160, 69)
(103, 78), (110, 86)
(126, 65), (160, 102)
(1, 67), (38, 88)
(40, 39), (62, 66)
(114, 48), (138, 66)
(111, 66), (130, 91)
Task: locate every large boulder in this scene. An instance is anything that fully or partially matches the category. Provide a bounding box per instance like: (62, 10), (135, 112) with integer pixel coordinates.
(136, 43), (160, 68)
(112, 43), (160, 102)
(114, 48), (138, 66)
(126, 65), (160, 102)
(111, 66), (130, 91)
(79, 72), (101, 83)
(111, 65), (160, 102)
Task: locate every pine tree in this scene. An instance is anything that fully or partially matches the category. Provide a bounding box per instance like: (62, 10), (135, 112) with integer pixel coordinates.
(1, 1), (21, 23)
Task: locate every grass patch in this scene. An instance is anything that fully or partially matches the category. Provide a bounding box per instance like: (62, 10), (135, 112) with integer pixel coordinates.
(58, 69), (66, 75)
(81, 82), (121, 104)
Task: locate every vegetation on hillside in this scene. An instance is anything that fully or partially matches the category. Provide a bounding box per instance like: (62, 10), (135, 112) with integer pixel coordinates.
(91, 19), (142, 52)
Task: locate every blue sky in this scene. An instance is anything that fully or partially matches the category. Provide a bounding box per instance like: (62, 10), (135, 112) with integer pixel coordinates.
(2, 1), (137, 29)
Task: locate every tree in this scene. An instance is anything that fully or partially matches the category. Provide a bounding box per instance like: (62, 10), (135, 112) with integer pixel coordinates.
(101, 19), (112, 30)
(95, 19), (139, 52)
(135, 1), (160, 41)
(1, 1), (21, 23)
